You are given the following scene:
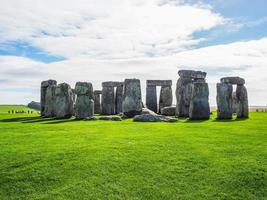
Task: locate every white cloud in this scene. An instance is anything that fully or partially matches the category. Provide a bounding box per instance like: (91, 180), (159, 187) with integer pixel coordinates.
(0, 0), (224, 58)
(1, 38), (267, 106)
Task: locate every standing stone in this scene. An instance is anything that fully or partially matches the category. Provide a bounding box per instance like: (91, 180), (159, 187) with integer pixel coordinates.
(41, 80), (57, 117)
(122, 79), (142, 117)
(216, 83), (233, 119)
(232, 92), (237, 114)
(101, 86), (115, 115)
(54, 83), (74, 118)
(94, 90), (102, 114)
(176, 78), (193, 117)
(74, 82), (94, 119)
(159, 86), (173, 111)
(146, 85), (157, 113)
(189, 82), (210, 120)
(115, 84), (124, 114)
(236, 85), (249, 118)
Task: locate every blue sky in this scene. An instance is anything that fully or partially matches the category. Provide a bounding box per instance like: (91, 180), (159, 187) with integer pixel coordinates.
(0, 0), (266, 105)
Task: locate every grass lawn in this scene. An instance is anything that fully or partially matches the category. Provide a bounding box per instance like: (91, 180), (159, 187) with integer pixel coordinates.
(0, 105), (266, 200)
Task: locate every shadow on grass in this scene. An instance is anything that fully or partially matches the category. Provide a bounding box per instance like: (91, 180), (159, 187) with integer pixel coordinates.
(212, 118), (248, 122)
(0, 116), (56, 123)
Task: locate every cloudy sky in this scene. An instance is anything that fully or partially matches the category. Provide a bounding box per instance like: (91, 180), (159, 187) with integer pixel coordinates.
(0, 0), (266, 106)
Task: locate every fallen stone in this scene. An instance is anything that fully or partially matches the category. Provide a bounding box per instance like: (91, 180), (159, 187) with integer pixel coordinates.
(133, 114), (178, 122)
(99, 116), (122, 121)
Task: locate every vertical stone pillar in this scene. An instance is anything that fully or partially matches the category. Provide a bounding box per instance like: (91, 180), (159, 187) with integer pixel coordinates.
(40, 80), (57, 117)
(189, 82), (210, 120)
(115, 84), (124, 114)
(122, 79), (142, 117)
(232, 92), (237, 114)
(146, 85), (157, 113)
(175, 78), (193, 117)
(93, 90), (102, 114)
(216, 83), (233, 119)
(101, 86), (115, 115)
(159, 85), (173, 112)
(236, 85), (249, 118)
(54, 83), (74, 118)
(74, 82), (94, 119)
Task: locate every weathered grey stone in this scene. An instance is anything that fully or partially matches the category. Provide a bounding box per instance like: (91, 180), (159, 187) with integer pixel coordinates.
(216, 83), (233, 119)
(44, 84), (57, 117)
(232, 92), (237, 114)
(102, 81), (124, 88)
(99, 116), (122, 121)
(74, 82), (94, 119)
(147, 80), (172, 86)
(93, 90), (102, 114)
(175, 78), (193, 117)
(178, 70), (206, 79)
(220, 77), (245, 85)
(41, 80), (57, 117)
(101, 86), (115, 115)
(159, 86), (173, 111)
(146, 85), (157, 113)
(133, 114), (162, 122)
(54, 83), (74, 118)
(27, 101), (41, 111)
(122, 79), (142, 117)
(115, 84), (124, 114)
(133, 114), (178, 122)
(141, 107), (157, 115)
(75, 82), (93, 98)
(236, 85), (249, 118)
(161, 106), (176, 116)
(189, 82), (210, 120)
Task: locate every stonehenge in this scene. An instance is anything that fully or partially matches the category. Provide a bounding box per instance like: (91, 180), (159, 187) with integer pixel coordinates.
(39, 69), (249, 121)
(74, 82), (94, 119)
(176, 70), (210, 119)
(54, 83), (74, 119)
(93, 90), (102, 114)
(216, 83), (233, 119)
(189, 82), (210, 120)
(216, 77), (248, 119)
(146, 80), (172, 113)
(41, 79), (57, 117)
(101, 81), (124, 115)
(122, 79), (142, 117)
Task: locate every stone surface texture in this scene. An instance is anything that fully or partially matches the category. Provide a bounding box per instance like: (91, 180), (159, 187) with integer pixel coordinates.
(189, 82), (210, 120)
(216, 83), (233, 119)
(122, 79), (142, 117)
(74, 82), (94, 119)
(54, 83), (74, 118)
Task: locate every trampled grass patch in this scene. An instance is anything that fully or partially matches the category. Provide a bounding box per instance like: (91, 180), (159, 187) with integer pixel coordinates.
(0, 106), (266, 199)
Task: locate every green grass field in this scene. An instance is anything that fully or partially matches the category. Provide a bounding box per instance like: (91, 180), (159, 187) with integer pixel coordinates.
(0, 105), (266, 200)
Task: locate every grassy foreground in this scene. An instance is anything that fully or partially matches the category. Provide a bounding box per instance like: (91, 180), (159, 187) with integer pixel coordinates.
(0, 106), (266, 200)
